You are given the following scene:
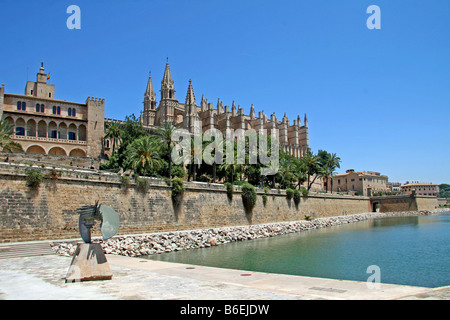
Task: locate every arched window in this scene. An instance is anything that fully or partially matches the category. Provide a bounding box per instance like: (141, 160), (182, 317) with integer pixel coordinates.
(68, 108), (72, 116)
(40, 104), (45, 113)
(72, 108), (76, 117)
(36, 104), (40, 112)
(57, 106), (61, 115)
(17, 101), (21, 110)
(21, 102), (26, 111)
(53, 106), (57, 114)
(68, 132), (76, 140)
(16, 127), (25, 136)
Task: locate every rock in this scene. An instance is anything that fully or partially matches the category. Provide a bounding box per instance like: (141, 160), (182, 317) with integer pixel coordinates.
(208, 237), (218, 246)
(50, 210), (438, 258)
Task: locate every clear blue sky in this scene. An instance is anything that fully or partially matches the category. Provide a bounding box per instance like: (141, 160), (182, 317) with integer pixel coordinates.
(1, 0), (449, 184)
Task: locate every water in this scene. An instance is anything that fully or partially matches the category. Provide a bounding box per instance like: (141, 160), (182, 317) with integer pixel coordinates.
(143, 213), (450, 288)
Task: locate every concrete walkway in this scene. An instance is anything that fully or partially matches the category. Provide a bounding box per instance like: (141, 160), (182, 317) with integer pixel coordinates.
(0, 254), (448, 300)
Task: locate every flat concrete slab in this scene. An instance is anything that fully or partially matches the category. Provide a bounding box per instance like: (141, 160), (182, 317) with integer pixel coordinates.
(1, 254), (448, 300)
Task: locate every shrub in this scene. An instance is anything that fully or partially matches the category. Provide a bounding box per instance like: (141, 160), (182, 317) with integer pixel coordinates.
(286, 188), (294, 200)
(262, 194), (268, 207)
(120, 176), (131, 184)
(293, 189), (301, 206)
(26, 169), (42, 188)
(171, 177), (184, 203)
(241, 182), (257, 213)
(136, 177), (149, 191)
(224, 182), (233, 201)
(46, 169), (61, 181)
(301, 188), (309, 197)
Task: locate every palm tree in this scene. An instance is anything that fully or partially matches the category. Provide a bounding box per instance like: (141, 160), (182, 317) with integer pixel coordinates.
(327, 153), (341, 193)
(279, 156), (295, 189)
(125, 136), (162, 176)
(105, 121), (122, 154)
(301, 151), (320, 191)
(0, 120), (23, 152)
(153, 121), (177, 179)
(318, 165), (334, 193)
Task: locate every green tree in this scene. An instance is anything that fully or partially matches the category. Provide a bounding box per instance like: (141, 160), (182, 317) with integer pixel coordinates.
(300, 151), (320, 191)
(0, 119), (23, 152)
(125, 136), (162, 176)
(116, 114), (148, 168)
(104, 121), (122, 154)
(153, 121), (177, 179)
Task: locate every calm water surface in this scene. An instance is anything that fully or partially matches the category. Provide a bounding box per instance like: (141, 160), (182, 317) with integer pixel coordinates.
(144, 213), (450, 288)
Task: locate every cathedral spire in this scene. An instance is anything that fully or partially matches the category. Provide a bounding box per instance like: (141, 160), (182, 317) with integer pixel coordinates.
(185, 79), (196, 108)
(250, 104), (255, 119)
(145, 73), (156, 102)
(161, 61), (175, 100)
(162, 62), (173, 85)
(183, 79), (199, 133)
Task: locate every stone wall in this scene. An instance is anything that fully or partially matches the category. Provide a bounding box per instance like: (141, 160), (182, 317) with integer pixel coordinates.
(0, 162), (371, 243)
(0, 151), (101, 170)
(370, 195), (438, 213)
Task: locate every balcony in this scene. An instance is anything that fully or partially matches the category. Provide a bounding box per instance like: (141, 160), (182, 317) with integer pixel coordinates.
(12, 134), (87, 146)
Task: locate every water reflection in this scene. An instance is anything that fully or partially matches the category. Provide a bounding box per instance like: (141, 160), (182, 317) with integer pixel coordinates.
(370, 216), (419, 228)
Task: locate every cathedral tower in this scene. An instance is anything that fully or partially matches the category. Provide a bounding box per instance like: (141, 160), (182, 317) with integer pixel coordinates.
(142, 73), (157, 126)
(156, 62), (178, 125)
(183, 79), (200, 133)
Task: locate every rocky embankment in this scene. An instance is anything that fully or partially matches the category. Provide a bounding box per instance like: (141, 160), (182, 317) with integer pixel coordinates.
(51, 210), (438, 257)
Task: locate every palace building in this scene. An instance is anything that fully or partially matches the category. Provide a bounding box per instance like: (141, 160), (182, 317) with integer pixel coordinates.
(139, 62), (310, 158)
(0, 63), (105, 159)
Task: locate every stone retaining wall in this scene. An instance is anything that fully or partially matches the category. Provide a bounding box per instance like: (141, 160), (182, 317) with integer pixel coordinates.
(0, 162), (369, 242)
(0, 162), (439, 243)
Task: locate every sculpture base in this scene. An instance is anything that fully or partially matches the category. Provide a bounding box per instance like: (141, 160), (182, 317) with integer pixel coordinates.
(65, 243), (112, 283)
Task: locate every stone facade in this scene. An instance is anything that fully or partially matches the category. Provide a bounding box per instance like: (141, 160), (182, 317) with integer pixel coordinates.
(370, 194), (438, 213)
(139, 62), (310, 158)
(331, 169), (389, 196)
(400, 182), (440, 196)
(0, 63), (105, 159)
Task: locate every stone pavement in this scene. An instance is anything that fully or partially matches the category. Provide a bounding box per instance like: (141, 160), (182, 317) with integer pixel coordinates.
(0, 254), (448, 300)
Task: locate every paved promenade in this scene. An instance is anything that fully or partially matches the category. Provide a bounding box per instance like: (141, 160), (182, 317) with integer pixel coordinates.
(0, 254), (448, 300)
